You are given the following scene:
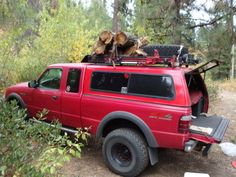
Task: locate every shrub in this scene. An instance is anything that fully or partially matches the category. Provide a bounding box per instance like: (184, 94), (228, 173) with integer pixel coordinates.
(0, 100), (90, 176)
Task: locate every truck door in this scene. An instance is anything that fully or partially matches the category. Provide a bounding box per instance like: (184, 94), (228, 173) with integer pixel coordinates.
(31, 68), (62, 121)
(60, 68), (83, 128)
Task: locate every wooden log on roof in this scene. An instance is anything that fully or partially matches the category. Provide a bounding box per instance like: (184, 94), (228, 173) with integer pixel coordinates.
(92, 31), (149, 57)
(114, 31), (137, 48)
(99, 30), (113, 45)
(93, 31), (114, 55)
(93, 40), (106, 55)
(122, 43), (148, 56)
(138, 36), (149, 48)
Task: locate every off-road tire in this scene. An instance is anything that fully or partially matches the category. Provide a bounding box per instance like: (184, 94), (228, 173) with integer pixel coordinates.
(102, 128), (149, 177)
(142, 44), (188, 58)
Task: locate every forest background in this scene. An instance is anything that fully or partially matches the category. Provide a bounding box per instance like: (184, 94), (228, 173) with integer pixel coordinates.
(0, 0), (236, 91)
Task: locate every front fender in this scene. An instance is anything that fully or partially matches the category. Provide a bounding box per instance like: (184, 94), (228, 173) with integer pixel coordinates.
(6, 93), (26, 109)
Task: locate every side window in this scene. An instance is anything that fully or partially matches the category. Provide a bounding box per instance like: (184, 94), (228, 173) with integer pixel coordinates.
(91, 72), (129, 93)
(66, 69), (81, 93)
(38, 68), (62, 90)
(128, 74), (175, 98)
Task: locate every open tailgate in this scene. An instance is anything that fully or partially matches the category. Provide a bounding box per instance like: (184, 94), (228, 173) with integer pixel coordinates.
(190, 115), (229, 143)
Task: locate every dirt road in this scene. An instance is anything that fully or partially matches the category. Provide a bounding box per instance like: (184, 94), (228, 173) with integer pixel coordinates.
(62, 90), (236, 177)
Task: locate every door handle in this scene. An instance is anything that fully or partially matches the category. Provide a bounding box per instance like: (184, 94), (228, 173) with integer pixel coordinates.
(52, 95), (58, 100)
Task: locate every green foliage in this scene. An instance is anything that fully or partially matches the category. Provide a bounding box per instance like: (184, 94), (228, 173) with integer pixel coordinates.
(69, 0), (112, 62)
(1, 0), (112, 82)
(130, 0), (196, 45)
(0, 0), (37, 29)
(0, 100), (90, 176)
(0, 31), (19, 87)
(131, 0), (166, 43)
(0, 0), (234, 86)
(196, 24), (232, 79)
(15, 0), (81, 81)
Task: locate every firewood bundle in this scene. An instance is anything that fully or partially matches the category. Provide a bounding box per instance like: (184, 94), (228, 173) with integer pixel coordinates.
(92, 31), (149, 57)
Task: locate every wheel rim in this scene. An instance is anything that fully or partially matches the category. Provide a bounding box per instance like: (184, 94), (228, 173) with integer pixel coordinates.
(111, 143), (132, 167)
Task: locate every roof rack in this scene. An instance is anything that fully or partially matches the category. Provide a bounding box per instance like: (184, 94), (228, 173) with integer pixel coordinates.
(81, 44), (199, 67)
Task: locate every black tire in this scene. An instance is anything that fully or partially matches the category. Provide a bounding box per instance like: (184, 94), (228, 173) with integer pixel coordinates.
(102, 128), (149, 177)
(142, 44), (188, 58)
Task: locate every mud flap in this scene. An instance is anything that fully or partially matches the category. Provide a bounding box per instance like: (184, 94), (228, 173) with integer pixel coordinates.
(148, 147), (158, 166)
(202, 144), (212, 156)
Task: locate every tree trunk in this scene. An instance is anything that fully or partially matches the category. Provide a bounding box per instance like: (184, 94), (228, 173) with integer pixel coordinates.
(103, 0), (106, 7)
(112, 0), (120, 33)
(50, 0), (58, 10)
(27, 0), (42, 12)
(229, 0), (235, 79)
(173, 0), (181, 44)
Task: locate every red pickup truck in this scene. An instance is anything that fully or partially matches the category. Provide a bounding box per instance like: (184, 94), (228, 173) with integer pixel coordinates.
(4, 59), (229, 177)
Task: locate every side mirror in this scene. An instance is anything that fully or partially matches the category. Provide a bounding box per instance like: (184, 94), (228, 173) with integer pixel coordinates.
(28, 80), (38, 88)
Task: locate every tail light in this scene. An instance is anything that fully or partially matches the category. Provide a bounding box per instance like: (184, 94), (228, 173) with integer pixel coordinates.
(179, 115), (192, 133)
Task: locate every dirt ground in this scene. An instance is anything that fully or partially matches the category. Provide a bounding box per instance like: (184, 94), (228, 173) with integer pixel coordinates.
(61, 90), (236, 177)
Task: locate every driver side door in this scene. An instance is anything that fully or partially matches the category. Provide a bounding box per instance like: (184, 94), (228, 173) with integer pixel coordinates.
(30, 68), (62, 121)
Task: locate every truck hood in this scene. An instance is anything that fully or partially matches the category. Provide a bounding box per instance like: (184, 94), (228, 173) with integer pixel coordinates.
(4, 82), (29, 101)
(6, 82), (29, 94)
(9, 82), (29, 89)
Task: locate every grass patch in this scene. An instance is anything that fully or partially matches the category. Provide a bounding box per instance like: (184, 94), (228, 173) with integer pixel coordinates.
(219, 79), (236, 92)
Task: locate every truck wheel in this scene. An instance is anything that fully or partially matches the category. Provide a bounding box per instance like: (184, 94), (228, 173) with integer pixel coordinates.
(142, 44), (188, 58)
(102, 128), (148, 177)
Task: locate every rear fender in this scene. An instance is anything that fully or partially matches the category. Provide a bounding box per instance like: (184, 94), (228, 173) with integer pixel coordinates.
(96, 111), (159, 148)
(96, 111), (159, 165)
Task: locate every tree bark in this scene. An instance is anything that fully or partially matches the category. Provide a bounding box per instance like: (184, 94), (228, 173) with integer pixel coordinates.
(229, 0), (235, 79)
(172, 0), (181, 44)
(103, 0), (106, 7)
(27, 0), (42, 12)
(112, 0), (120, 33)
